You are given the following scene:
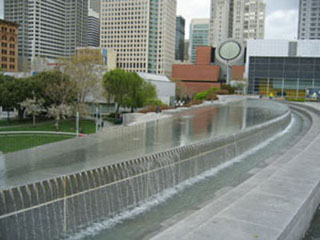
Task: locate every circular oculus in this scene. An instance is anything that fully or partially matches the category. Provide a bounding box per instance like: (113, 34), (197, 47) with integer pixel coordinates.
(219, 41), (241, 61)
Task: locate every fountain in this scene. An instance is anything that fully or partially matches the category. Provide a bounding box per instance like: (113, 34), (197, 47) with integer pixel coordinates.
(0, 99), (293, 239)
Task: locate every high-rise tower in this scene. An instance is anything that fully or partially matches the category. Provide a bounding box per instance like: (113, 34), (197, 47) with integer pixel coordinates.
(4, 0), (88, 71)
(100, 0), (177, 77)
(210, 0), (265, 47)
(298, 0), (320, 40)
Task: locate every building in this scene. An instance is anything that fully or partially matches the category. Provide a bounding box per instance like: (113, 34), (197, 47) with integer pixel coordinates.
(172, 46), (220, 95)
(88, 8), (100, 47)
(0, 19), (19, 72)
(89, 0), (101, 16)
(210, 0), (232, 47)
(4, 0), (88, 71)
(76, 47), (117, 70)
(100, 0), (177, 77)
(210, 0), (265, 47)
(184, 40), (190, 62)
(189, 19), (210, 64)
(246, 40), (320, 98)
(298, 0), (320, 40)
(175, 16), (185, 61)
(137, 72), (176, 106)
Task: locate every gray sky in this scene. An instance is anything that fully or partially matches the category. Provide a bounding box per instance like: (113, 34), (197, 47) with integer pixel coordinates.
(0, 0), (299, 40)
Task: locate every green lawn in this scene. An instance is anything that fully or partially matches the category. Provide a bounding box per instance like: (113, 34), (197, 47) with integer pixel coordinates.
(0, 119), (96, 134)
(0, 134), (74, 153)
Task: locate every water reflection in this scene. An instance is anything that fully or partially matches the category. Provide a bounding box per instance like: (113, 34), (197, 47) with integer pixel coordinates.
(0, 99), (288, 189)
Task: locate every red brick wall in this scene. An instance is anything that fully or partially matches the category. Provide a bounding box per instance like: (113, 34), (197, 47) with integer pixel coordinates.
(232, 65), (245, 81)
(196, 46), (212, 65)
(172, 64), (220, 82)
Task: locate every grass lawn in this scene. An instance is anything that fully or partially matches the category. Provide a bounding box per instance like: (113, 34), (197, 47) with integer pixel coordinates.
(0, 119), (96, 134)
(0, 134), (74, 153)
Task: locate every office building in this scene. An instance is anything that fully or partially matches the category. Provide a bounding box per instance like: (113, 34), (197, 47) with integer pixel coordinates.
(184, 40), (190, 61)
(89, 0), (101, 16)
(4, 0), (88, 71)
(100, 0), (177, 77)
(246, 40), (320, 98)
(175, 16), (185, 61)
(189, 19), (210, 64)
(76, 47), (117, 70)
(88, 9), (100, 47)
(0, 19), (19, 72)
(210, 0), (265, 47)
(298, 0), (320, 40)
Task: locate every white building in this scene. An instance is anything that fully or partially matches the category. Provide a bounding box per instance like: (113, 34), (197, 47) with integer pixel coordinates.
(298, 0), (320, 40)
(100, 0), (177, 77)
(88, 8), (100, 47)
(4, 0), (88, 71)
(137, 72), (176, 106)
(210, 0), (265, 47)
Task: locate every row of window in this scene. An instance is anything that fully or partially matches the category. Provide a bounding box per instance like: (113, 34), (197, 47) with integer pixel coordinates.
(1, 49), (15, 55)
(1, 35), (16, 41)
(1, 57), (15, 63)
(1, 64), (16, 70)
(1, 42), (15, 48)
(1, 27), (16, 33)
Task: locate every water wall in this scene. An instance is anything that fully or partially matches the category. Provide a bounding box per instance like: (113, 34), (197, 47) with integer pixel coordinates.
(0, 110), (291, 240)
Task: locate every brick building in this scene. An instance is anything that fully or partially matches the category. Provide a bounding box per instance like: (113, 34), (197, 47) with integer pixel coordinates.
(0, 19), (19, 72)
(172, 46), (220, 95)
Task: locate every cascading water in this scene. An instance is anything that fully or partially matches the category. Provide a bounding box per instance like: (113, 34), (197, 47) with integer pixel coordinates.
(0, 99), (296, 240)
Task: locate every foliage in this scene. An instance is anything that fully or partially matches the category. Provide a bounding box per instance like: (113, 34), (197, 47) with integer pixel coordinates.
(62, 55), (105, 104)
(20, 97), (44, 126)
(0, 76), (34, 120)
(215, 90), (229, 95)
(221, 84), (237, 94)
(145, 98), (164, 107)
(103, 69), (158, 113)
(103, 69), (129, 112)
(193, 91), (209, 101)
(47, 104), (73, 131)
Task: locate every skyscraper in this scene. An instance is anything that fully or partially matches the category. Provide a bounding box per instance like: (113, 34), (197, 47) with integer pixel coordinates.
(100, 0), (177, 77)
(89, 0), (101, 16)
(298, 0), (320, 40)
(4, 0), (88, 71)
(88, 8), (100, 47)
(210, 0), (265, 47)
(189, 19), (210, 64)
(175, 16), (185, 61)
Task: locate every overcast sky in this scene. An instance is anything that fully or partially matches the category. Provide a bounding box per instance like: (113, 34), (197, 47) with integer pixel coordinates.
(0, 0), (299, 40)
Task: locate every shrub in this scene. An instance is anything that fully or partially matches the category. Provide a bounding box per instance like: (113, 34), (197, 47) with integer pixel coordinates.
(215, 90), (229, 95)
(221, 84), (237, 94)
(193, 91), (208, 101)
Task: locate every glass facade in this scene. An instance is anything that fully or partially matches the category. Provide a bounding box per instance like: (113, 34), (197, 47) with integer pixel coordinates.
(248, 56), (320, 98)
(175, 16), (185, 61)
(190, 21), (209, 64)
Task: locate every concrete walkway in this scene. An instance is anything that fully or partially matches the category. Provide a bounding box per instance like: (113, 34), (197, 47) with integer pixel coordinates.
(151, 103), (320, 240)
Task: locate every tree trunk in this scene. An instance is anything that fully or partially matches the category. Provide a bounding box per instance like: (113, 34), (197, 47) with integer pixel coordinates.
(131, 107), (134, 113)
(18, 109), (24, 121)
(33, 114), (36, 127)
(7, 111), (10, 124)
(116, 104), (120, 113)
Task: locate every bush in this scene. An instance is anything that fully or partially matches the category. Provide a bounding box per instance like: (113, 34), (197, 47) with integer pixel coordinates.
(193, 91), (208, 101)
(205, 93), (219, 101)
(215, 90), (229, 95)
(145, 98), (164, 107)
(221, 84), (237, 94)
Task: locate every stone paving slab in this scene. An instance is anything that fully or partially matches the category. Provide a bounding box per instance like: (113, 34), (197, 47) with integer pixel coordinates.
(151, 103), (320, 240)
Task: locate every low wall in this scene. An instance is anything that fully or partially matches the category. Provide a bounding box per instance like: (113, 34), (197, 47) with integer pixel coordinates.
(0, 109), (291, 240)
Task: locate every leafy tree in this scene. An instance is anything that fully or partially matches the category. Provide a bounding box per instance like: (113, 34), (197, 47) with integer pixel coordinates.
(31, 71), (77, 106)
(20, 97), (44, 126)
(103, 69), (158, 113)
(103, 69), (129, 113)
(0, 76), (33, 121)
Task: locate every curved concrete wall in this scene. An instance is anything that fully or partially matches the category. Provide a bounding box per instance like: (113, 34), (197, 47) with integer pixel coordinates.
(0, 109), (291, 240)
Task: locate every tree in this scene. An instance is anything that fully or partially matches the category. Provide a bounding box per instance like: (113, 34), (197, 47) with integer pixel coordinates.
(62, 55), (105, 104)
(31, 71), (77, 129)
(20, 97), (44, 126)
(47, 104), (72, 131)
(31, 71), (77, 106)
(0, 76), (33, 121)
(103, 69), (129, 113)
